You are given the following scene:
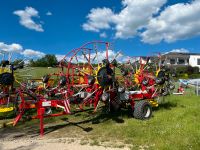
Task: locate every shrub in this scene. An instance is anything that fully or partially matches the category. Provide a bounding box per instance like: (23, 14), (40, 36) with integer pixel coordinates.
(176, 66), (188, 74)
(188, 73), (200, 79)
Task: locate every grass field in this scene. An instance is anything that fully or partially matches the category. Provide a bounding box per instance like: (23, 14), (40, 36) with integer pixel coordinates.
(0, 67), (200, 149)
(15, 67), (62, 81)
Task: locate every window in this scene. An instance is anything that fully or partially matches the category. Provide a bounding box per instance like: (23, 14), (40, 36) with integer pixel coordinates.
(170, 59), (175, 64)
(198, 59), (200, 65)
(178, 58), (185, 64)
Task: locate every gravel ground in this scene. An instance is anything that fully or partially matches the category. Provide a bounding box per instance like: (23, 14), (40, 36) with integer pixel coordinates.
(0, 136), (129, 150)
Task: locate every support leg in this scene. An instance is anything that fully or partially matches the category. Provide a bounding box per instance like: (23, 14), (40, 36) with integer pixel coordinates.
(38, 108), (45, 137)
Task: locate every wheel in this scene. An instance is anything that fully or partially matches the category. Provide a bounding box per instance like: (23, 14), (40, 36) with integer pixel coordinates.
(59, 41), (122, 111)
(133, 100), (152, 120)
(0, 72), (14, 86)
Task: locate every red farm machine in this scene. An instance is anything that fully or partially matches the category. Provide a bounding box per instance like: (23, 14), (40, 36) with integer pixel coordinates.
(0, 41), (175, 136)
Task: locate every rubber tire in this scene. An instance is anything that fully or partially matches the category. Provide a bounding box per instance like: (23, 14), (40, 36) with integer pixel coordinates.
(133, 100), (152, 120)
(0, 72), (14, 85)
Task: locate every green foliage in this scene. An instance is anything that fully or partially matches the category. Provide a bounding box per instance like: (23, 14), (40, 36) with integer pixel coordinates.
(187, 66), (199, 74)
(29, 54), (58, 67)
(188, 73), (200, 79)
(178, 73), (189, 79)
(176, 66), (188, 74)
(175, 66), (200, 79)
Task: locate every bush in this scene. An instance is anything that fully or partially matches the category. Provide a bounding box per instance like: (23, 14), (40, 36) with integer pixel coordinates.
(193, 67), (200, 74)
(178, 73), (189, 79)
(176, 66), (188, 74)
(187, 66), (199, 74)
(188, 73), (200, 79)
(175, 66), (200, 79)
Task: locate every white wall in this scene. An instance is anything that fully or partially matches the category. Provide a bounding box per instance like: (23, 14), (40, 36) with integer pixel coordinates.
(189, 55), (200, 68)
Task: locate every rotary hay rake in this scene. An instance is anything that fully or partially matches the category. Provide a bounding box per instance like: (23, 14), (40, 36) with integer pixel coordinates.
(1, 41), (175, 136)
(13, 41), (119, 135)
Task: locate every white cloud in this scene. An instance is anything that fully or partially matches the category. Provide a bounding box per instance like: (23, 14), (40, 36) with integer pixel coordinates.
(100, 32), (107, 38)
(0, 42), (23, 53)
(82, 0), (166, 39)
(24, 60), (30, 64)
(83, 0), (200, 43)
(46, 11), (52, 16)
(170, 48), (190, 53)
(165, 48), (190, 54)
(56, 54), (65, 61)
(113, 0), (167, 39)
(13, 7), (44, 32)
(141, 0), (200, 43)
(0, 41), (45, 59)
(21, 49), (45, 58)
(82, 7), (114, 32)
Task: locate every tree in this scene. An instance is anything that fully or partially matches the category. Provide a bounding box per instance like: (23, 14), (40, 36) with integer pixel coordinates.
(29, 54), (58, 67)
(43, 54), (58, 67)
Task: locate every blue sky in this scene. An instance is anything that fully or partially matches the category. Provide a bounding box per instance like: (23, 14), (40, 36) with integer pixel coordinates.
(0, 0), (200, 60)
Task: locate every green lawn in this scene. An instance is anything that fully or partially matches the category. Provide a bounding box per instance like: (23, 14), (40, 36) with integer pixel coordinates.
(15, 67), (62, 81)
(0, 67), (200, 149)
(52, 90), (199, 150)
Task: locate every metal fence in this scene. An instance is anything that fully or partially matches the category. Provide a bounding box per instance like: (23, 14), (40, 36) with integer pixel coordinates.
(195, 81), (200, 96)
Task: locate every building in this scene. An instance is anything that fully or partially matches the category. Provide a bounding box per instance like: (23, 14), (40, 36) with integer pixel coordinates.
(161, 52), (200, 71)
(189, 54), (200, 68)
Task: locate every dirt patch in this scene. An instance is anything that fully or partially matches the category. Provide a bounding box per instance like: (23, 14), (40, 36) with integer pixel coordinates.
(0, 137), (129, 150)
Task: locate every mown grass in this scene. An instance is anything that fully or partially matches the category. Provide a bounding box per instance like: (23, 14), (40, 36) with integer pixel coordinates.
(60, 90), (199, 150)
(1, 67), (200, 149)
(15, 67), (62, 81)
(1, 89), (199, 149)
